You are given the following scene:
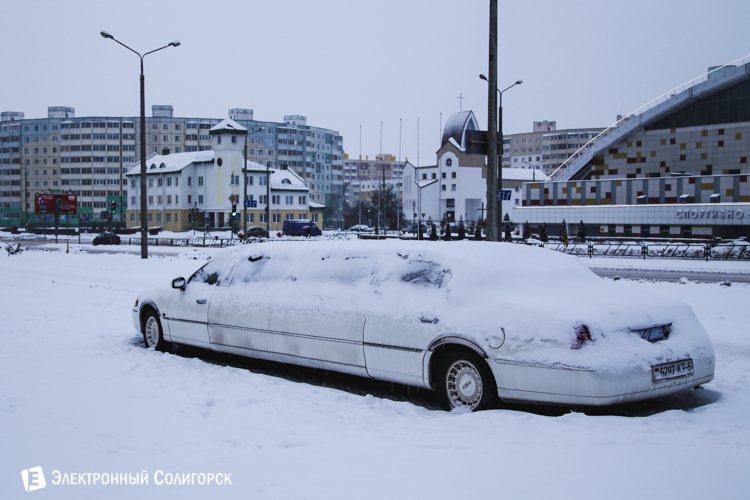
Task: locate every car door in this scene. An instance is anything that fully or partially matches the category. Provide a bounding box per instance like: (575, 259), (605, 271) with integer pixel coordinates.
(165, 258), (228, 348)
(363, 314), (434, 388)
(207, 255), (369, 377)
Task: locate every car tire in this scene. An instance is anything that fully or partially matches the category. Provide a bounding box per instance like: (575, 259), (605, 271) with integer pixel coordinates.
(142, 310), (172, 352)
(436, 349), (498, 411)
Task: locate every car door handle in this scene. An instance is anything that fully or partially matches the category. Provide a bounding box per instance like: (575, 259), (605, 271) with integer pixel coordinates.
(196, 299), (207, 305)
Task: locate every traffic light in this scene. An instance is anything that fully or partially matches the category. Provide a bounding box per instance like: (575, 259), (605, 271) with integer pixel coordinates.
(110, 200), (117, 215)
(231, 203), (237, 218)
(188, 209), (194, 223)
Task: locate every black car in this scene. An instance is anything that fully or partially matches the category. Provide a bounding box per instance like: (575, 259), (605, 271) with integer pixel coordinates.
(92, 232), (121, 246)
(239, 226), (269, 239)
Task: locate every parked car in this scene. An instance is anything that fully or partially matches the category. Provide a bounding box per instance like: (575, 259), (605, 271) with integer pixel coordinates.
(281, 219), (322, 237)
(93, 232), (121, 246)
(132, 241), (715, 411)
(238, 226), (269, 239)
(399, 224), (427, 236)
(347, 224), (374, 232)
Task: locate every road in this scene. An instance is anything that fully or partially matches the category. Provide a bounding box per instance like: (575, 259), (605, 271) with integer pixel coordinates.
(589, 267), (750, 283)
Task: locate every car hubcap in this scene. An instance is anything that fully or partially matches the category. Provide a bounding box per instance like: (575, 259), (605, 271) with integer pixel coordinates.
(144, 317), (159, 348)
(446, 360), (483, 409)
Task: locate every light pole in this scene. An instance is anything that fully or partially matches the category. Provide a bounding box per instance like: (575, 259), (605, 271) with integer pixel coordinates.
(101, 30), (180, 259)
(243, 127), (264, 235)
(523, 160), (543, 182)
(479, 74), (522, 240)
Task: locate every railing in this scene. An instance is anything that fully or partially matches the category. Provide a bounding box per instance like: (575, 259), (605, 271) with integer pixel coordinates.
(126, 237), (244, 248)
(546, 54), (750, 182)
(546, 241), (750, 261)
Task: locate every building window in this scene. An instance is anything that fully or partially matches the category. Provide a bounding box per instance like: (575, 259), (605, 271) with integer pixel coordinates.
(166, 213), (172, 223)
(298, 195), (306, 205)
(272, 213), (280, 223)
(198, 176), (203, 186)
(286, 213), (293, 220)
(446, 158), (452, 167)
(188, 177), (192, 186)
(272, 195), (280, 205)
(198, 195), (204, 204)
(285, 195), (293, 205)
(148, 196), (153, 205)
(451, 172), (456, 178)
(451, 184), (456, 191)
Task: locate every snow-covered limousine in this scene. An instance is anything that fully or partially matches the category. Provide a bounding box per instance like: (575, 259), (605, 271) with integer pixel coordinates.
(132, 240), (715, 411)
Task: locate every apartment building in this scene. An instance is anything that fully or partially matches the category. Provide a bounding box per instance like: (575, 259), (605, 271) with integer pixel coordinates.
(0, 106), (344, 228)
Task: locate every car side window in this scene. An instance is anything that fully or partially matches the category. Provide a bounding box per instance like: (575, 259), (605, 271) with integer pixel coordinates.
(188, 259), (225, 286)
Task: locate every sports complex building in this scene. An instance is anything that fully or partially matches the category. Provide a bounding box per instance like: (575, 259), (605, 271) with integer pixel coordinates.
(514, 58), (750, 240)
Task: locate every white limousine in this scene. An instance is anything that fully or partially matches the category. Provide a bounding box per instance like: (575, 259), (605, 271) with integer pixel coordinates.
(132, 240), (715, 411)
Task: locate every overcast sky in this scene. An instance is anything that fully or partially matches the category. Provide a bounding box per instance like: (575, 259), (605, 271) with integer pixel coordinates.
(2, 0), (748, 165)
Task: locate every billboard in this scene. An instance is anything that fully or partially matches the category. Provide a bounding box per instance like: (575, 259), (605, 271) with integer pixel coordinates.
(36, 194), (78, 215)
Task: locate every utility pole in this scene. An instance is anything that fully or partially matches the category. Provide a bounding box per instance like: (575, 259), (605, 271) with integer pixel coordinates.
(485, 0), (499, 241)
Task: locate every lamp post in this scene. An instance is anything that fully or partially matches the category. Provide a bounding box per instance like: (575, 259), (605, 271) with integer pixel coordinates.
(101, 30), (180, 259)
(479, 74), (522, 240)
(523, 160), (543, 182)
(243, 127), (264, 235)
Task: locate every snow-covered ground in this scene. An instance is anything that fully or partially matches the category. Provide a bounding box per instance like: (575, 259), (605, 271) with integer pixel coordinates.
(1, 243), (749, 499)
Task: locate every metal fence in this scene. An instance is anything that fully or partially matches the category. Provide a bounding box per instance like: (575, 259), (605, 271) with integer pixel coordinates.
(125, 237), (244, 248)
(547, 241), (750, 261)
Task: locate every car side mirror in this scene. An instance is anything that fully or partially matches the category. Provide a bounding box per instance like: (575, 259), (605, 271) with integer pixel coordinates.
(172, 277), (186, 290)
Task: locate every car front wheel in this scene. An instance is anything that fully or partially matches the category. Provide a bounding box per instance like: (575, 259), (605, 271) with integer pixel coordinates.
(436, 349), (498, 411)
(143, 310), (171, 352)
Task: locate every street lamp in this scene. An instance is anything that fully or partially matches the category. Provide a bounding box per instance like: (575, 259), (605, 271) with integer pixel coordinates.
(479, 74), (522, 240)
(523, 160), (543, 182)
(243, 127), (264, 235)
(101, 30), (180, 259)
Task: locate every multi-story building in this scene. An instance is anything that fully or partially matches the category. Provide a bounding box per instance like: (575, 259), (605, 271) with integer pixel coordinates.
(124, 119), (318, 233)
(503, 120), (604, 174)
(0, 106), (344, 228)
(342, 154), (404, 205)
(402, 111), (547, 225)
(515, 61), (750, 240)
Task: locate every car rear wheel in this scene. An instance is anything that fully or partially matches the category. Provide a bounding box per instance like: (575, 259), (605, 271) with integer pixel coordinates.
(143, 310), (171, 352)
(436, 349), (498, 411)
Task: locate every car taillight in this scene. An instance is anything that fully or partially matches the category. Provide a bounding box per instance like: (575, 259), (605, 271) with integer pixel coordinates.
(134, 298), (139, 307)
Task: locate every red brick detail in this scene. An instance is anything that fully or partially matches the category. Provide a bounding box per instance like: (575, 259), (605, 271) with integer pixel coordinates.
(665, 197), (677, 204)
(718, 140), (724, 147)
(636, 141), (642, 147)
(680, 154), (686, 161)
(665, 166), (670, 172)
(637, 191), (643, 197)
(627, 157), (636, 164)
(689, 178), (696, 184)
(592, 158), (605, 166)
(609, 169), (618, 175)
(670, 138), (676, 145)
(608, 148), (618, 154)
(741, 176), (747, 182)
(605, 192), (611, 199)
(640, 157), (647, 163)
(741, 157), (747, 164)
(648, 197), (660, 204)
(660, 161), (666, 167)
(636, 168), (642, 174)
(719, 129), (725, 135)
(590, 186), (596, 193)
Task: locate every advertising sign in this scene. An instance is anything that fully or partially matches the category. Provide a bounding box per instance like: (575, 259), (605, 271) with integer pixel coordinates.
(36, 194), (78, 215)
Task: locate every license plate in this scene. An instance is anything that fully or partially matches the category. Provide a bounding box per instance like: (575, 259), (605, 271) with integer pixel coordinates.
(652, 359), (694, 382)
